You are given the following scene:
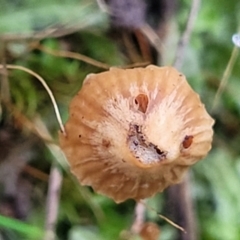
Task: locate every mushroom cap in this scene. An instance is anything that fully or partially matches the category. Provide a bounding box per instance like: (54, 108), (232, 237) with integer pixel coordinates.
(59, 65), (214, 203)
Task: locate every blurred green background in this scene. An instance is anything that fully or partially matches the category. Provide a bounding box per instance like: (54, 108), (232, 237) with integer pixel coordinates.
(0, 0), (240, 239)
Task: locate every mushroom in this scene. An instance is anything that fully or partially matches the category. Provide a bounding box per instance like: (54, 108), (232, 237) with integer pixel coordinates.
(59, 65), (214, 203)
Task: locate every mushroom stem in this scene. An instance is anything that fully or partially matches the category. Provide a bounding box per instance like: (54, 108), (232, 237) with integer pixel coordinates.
(131, 200), (146, 234)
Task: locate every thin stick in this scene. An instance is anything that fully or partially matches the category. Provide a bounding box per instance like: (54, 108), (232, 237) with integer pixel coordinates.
(44, 165), (63, 240)
(140, 200), (186, 233)
(211, 46), (239, 111)
(33, 42), (150, 69)
(173, 0), (201, 69)
(33, 117), (67, 240)
(140, 23), (164, 56)
(32, 43), (110, 70)
(158, 214), (186, 233)
(0, 41), (10, 103)
(0, 64), (66, 136)
(122, 31), (142, 63)
(23, 165), (49, 182)
(122, 61), (150, 69)
(96, 0), (110, 13)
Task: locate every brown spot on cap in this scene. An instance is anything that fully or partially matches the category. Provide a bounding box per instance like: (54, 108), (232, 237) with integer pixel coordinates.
(182, 135), (193, 149)
(102, 139), (111, 148)
(134, 93), (149, 113)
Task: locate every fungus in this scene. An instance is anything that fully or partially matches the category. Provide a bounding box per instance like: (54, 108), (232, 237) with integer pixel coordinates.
(59, 65), (214, 203)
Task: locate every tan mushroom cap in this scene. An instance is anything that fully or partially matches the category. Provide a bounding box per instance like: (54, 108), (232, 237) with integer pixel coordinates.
(59, 65), (214, 203)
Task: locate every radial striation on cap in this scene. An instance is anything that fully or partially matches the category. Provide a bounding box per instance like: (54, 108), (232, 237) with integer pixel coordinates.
(59, 65), (214, 203)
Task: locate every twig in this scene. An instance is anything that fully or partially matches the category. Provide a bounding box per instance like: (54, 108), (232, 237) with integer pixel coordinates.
(0, 64), (66, 136)
(140, 200), (186, 233)
(140, 23), (164, 57)
(44, 165), (63, 240)
(96, 0), (110, 13)
(122, 61), (150, 69)
(211, 46), (239, 111)
(157, 214), (186, 233)
(0, 41), (10, 103)
(122, 31), (143, 63)
(23, 165), (49, 182)
(32, 42), (150, 69)
(32, 43), (110, 70)
(32, 117), (66, 240)
(134, 29), (153, 62)
(173, 0), (201, 69)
